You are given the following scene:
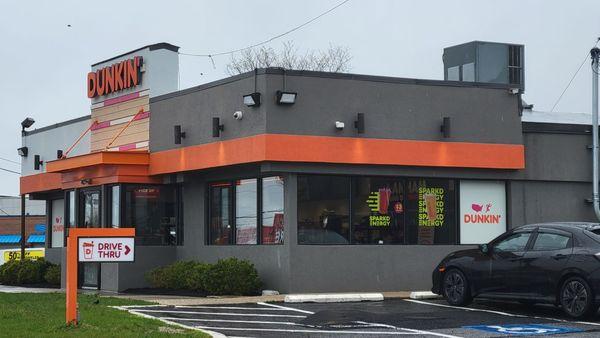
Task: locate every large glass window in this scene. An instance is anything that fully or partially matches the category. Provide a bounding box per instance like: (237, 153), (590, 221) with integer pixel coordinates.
(124, 185), (179, 246)
(50, 199), (65, 248)
(298, 176), (350, 244)
(208, 177), (284, 245)
(298, 175), (457, 245)
(236, 179), (258, 245)
(110, 185), (120, 227)
(532, 233), (571, 251)
(81, 190), (101, 228)
(209, 183), (232, 245)
(352, 177), (405, 244)
(67, 190), (75, 228)
(262, 176), (284, 244)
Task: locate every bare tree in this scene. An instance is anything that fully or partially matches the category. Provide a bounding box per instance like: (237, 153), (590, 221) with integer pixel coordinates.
(226, 41), (351, 75)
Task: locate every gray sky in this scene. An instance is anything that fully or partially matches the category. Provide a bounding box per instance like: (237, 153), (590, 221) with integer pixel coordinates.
(0, 0), (598, 196)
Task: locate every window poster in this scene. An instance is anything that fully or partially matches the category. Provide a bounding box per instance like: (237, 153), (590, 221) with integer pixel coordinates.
(51, 199), (65, 248)
(459, 180), (506, 244)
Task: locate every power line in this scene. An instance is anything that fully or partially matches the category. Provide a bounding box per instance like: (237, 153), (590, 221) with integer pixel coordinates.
(551, 38), (600, 112)
(0, 156), (19, 166)
(179, 0), (351, 58)
(0, 167), (20, 175)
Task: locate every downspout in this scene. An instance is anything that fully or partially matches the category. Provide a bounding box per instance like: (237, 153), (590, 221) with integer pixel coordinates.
(591, 47), (600, 220)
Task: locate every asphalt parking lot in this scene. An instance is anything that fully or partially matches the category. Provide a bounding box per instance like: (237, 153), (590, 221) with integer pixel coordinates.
(121, 298), (600, 337)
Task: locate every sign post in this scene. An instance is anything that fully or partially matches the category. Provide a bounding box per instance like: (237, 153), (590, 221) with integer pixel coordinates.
(66, 228), (135, 325)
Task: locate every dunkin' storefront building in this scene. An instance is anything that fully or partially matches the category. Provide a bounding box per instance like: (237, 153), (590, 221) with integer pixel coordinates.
(20, 42), (597, 292)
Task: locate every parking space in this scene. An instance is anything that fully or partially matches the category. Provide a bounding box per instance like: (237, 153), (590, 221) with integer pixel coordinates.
(121, 298), (600, 337)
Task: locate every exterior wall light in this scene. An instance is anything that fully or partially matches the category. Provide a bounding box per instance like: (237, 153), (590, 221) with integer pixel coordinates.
(335, 121), (345, 130)
(33, 155), (43, 170)
(21, 117), (35, 130)
(57, 150), (63, 159)
(212, 117), (224, 137)
(354, 113), (365, 134)
(174, 125), (186, 144)
(440, 117), (451, 138)
(17, 147), (28, 157)
(276, 91), (297, 105)
(243, 92), (261, 107)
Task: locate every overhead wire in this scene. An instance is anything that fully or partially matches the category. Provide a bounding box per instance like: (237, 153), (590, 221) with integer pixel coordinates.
(178, 0), (351, 59)
(0, 156), (20, 166)
(0, 167), (20, 175)
(551, 38), (600, 112)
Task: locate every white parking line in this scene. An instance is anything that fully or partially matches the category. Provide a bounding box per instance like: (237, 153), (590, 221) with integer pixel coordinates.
(257, 301), (316, 314)
(159, 317), (300, 325)
(176, 305), (290, 311)
(133, 309), (306, 318)
(186, 326), (424, 335)
(405, 299), (600, 327)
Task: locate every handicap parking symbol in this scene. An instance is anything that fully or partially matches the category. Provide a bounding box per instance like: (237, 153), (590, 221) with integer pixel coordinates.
(464, 324), (583, 335)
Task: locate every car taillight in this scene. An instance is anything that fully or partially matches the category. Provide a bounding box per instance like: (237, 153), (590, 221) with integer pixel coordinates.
(594, 252), (600, 261)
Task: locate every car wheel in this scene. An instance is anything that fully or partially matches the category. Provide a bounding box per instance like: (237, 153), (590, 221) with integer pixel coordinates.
(560, 277), (598, 319)
(443, 269), (472, 306)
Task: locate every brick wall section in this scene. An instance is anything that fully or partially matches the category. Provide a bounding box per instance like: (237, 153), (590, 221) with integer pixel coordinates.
(0, 216), (46, 237)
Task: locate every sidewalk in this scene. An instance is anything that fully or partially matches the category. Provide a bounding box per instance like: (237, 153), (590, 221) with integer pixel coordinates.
(110, 291), (411, 306)
(0, 284), (411, 305)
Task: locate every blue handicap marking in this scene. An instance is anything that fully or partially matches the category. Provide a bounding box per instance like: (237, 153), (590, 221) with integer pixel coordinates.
(464, 324), (583, 335)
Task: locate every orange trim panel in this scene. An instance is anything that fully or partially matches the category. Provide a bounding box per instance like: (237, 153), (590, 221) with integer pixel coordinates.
(149, 134), (525, 175)
(47, 151), (149, 173)
(20, 173), (62, 194)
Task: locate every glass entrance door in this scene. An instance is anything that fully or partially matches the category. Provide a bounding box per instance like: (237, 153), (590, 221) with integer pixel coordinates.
(79, 189), (101, 289)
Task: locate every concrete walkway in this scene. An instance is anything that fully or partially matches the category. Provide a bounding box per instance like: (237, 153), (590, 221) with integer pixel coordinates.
(0, 285), (62, 293)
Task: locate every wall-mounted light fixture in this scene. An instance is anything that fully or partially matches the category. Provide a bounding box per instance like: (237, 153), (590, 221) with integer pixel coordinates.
(440, 117), (451, 138)
(276, 91), (297, 105)
(56, 150), (63, 159)
(21, 117), (35, 134)
(354, 113), (365, 134)
(17, 146), (28, 157)
(80, 178), (92, 185)
(335, 121), (345, 130)
(174, 125), (186, 144)
(243, 92), (261, 107)
(33, 155), (43, 170)
(212, 117), (224, 137)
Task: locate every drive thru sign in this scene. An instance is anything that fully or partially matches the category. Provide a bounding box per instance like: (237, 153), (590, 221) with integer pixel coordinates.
(66, 228), (135, 325)
(78, 237), (134, 262)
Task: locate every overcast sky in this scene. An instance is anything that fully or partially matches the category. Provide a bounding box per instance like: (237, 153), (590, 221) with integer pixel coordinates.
(0, 0), (598, 196)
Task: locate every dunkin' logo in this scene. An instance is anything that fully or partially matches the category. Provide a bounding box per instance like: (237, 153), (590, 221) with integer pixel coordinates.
(464, 202), (501, 224)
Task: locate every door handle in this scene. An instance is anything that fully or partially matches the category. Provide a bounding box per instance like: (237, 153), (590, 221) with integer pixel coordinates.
(552, 254), (568, 260)
(508, 257), (522, 262)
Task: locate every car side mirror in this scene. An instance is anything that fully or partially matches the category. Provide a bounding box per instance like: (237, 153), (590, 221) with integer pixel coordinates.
(479, 243), (489, 254)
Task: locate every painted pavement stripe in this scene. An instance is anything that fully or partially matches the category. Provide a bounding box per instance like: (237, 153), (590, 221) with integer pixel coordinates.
(257, 301), (316, 314)
(175, 305), (292, 311)
(185, 326), (427, 335)
(404, 299), (600, 327)
(133, 309), (306, 318)
(160, 317), (300, 325)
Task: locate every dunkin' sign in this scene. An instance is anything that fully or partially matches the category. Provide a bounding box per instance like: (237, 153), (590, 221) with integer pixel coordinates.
(78, 237), (135, 262)
(87, 56), (143, 98)
(459, 180), (506, 244)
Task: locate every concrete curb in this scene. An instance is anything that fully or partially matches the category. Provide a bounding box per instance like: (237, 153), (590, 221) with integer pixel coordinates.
(409, 291), (442, 300)
(284, 293), (384, 303)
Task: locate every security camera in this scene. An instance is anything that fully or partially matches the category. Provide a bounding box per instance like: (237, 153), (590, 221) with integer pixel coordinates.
(509, 88), (520, 95)
(233, 111), (243, 120)
(335, 121), (345, 130)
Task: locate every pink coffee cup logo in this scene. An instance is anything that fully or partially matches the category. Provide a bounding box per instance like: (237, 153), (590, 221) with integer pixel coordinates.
(83, 242), (94, 260)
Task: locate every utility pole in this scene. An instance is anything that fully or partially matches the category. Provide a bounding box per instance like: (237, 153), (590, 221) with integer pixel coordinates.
(591, 47), (600, 221)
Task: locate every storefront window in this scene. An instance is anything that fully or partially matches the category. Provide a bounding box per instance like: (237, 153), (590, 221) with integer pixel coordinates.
(208, 177), (285, 245)
(236, 179), (258, 245)
(67, 190), (75, 227)
(404, 178), (457, 244)
(110, 185), (120, 227)
(124, 185), (179, 246)
(50, 199), (64, 248)
(262, 176), (284, 244)
(298, 175), (350, 244)
(297, 175), (457, 245)
(81, 190), (101, 228)
(352, 177), (405, 244)
(209, 183), (232, 245)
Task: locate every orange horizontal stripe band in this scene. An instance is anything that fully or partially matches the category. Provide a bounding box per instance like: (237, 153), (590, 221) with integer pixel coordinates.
(148, 134), (525, 175)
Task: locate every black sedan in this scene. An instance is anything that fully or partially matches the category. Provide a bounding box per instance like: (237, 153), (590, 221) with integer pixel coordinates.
(432, 222), (600, 319)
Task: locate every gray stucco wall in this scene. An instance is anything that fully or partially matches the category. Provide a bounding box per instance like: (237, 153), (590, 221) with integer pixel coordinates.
(150, 69), (523, 154)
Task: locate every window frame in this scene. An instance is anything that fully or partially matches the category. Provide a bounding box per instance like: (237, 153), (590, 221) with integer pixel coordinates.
(207, 176), (284, 246)
(530, 228), (573, 252)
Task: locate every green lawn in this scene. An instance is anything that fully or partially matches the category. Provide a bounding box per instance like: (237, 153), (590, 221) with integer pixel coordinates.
(0, 293), (210, 337)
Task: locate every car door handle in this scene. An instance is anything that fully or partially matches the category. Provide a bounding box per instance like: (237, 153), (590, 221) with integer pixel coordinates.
(508, 257), (522, 262)
(552, 254), (568, 260)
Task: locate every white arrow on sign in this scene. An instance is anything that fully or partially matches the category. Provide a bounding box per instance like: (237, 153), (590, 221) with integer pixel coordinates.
(78, 237), (135, 262)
